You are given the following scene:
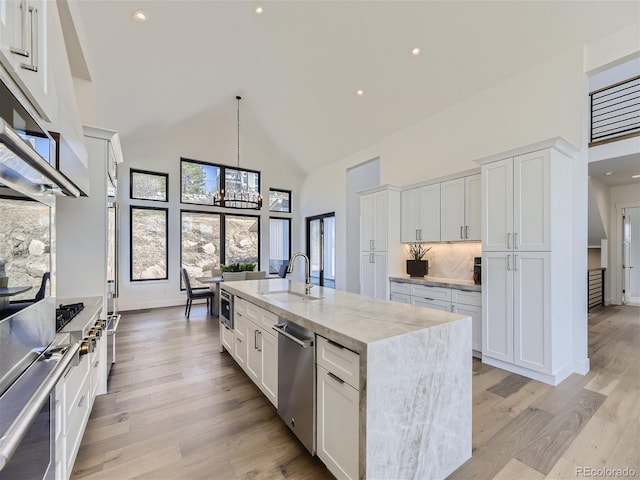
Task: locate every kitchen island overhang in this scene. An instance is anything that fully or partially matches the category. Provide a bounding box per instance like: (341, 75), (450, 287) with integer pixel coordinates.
(221, 279), (471, 480)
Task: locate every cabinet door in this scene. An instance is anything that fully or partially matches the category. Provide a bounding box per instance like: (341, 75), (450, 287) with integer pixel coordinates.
(0, 0), (52, 120)
(360, 193), (374, 251)
(390, 293), (411, 304)
(246, 319), (261, 384)
(401, 188), (420, 242)
(260, 329), (278, 407)
(317, 366), (359, 480)
(441, 178), (465, 241)
(373, 251), (388, 300)
(233, 314), (248, 370)
(464, 174), (482, 241)
(452, 303), (482, 354)
(513, 252), (550, 373)
(482, 159), (513, 251)
(513, 150), (551, 251)
(360, 252), (374, 297)
(372, 190), (388, 251)
(482, 252), (513, 363)
(418, 184), (441, 242)
(221, 322), (234, 353)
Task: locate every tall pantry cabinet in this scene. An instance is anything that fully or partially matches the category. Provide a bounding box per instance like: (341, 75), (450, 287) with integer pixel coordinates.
(478, 138), (578, 386)
(359, 185), (402, 299)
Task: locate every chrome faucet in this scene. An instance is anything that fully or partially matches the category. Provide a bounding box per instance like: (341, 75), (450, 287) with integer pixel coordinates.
(287, 252), (313, 293)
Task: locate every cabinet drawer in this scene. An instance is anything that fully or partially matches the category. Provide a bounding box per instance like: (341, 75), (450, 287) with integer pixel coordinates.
(260, 309), (278, 331)
(451, 289), (481, 307)
(317, 336), (360, 390)
(221, 323), (234, 352)
(411, 284), (452, 302)
(245, 301), (261, 324)
(412, 297), (451, 312)
(390, 281), (411, 295)
(65, 375), (91, 474)
(235, 297), (246, 315)
(63, 356), (89, 418)
(390, 293), (411, 304)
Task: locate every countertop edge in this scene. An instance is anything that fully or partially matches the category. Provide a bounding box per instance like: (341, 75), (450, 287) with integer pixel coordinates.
(389, 276), (482, 292)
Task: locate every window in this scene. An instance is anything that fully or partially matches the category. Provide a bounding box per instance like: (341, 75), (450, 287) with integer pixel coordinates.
(0, 197), (51, 301)
(181, 211), (221, 288)
(130, 169), (168, 202)
(130, 206), (168, 281)
(181, 159), (221, 206)
(180, 158), (261, 209)
(225, 214), (259, 265)
(269, 218), (290, 274)
(269, 189), (291, 213)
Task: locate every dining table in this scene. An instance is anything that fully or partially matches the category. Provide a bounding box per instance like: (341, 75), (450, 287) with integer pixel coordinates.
(194, 276), (223, 316)
(0, 286), (33, 311)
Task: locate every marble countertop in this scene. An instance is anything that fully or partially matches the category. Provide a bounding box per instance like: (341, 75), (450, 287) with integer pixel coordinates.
(221, 279), (467, 354)
(389, 276), (482, 292)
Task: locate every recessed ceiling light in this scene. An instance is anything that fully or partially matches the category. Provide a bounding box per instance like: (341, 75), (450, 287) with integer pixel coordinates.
(605, 171), (614, 176)
(632, 174), (640, 178)
(412, 48), (420, 56)
(255, 6), (263, 14)
(356, 90), (364, 96)
(133, 10), (148, 22)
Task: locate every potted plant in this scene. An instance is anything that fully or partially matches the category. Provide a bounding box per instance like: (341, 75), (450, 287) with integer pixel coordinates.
(220, 263), (246, 281)
(406, 243), (431, 278)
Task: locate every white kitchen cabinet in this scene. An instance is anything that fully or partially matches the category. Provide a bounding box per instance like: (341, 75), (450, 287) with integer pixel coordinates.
(482, 251), (550, 372)
(221, 323), (234, 353)
(233, 313), (248, 370)
(401, 183), (441, 243)
(228, 299), (278, 407)
(452, 302), (482, 355)
(0, 0), (53, 121)
(259, 327), (278, 406)
(482, 152), (551, 252)
(390, 293), (411, 304)
(441, 174), (481, 241)
(360, 251), (387, 299)
(478, 139), (575, 385)
(317, 342), (359, 480)
(359, 185), (402, 299)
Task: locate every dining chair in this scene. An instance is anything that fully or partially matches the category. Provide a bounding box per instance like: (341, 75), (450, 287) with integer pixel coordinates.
(181, 268), (215, 318)
(10, 271), (50, 308)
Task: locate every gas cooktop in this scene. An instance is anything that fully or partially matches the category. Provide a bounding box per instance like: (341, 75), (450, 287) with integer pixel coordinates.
(56, 302), (84, 332)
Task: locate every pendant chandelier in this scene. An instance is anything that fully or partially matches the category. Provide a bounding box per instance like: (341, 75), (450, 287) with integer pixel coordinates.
(212, 95), (262, 209)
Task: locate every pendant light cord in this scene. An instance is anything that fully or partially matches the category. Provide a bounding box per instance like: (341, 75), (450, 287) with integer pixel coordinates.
(236, 95), (241, 168)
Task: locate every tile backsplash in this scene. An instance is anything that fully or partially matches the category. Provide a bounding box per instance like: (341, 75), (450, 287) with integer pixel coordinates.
(403, 242), (482, 281)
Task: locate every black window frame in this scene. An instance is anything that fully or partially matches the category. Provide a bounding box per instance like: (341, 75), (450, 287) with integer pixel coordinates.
(130, 205), (169, 282)
(179, 209), (222, 291)
(130, 168), (169, 202)
(268, 188), (292, 213)
(180, 157), (261, 209)
(268, 216), (291, 274)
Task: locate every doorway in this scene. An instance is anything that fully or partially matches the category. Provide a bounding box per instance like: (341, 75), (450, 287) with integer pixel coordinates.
(306, 213), (335, 288)
(623, 206), (640, 305)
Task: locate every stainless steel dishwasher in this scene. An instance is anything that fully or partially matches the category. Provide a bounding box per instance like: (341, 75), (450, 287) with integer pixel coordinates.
(273, 319), (316, 454)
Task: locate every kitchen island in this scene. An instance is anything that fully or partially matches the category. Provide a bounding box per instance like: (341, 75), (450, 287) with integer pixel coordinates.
(220, 279), (471, 480)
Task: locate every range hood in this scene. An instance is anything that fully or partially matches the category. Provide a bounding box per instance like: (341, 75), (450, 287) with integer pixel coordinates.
(0, 78), (80, 200)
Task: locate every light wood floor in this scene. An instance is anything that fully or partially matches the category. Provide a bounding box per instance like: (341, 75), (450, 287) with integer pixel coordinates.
(71, 304), (640, 480)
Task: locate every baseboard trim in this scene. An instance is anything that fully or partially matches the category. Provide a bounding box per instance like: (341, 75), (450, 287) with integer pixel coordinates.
(573, 358), (590, 375)
(119, 298), (199, 312)
(482, 357), (573, 386)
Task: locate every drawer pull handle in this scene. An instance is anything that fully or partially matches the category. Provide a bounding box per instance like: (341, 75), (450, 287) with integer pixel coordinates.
(327, 372), (345, 384)
(326, 339), (344, 349)
(78, 395), (86, 408)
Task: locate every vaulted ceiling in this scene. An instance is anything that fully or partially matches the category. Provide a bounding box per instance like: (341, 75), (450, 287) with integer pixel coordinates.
(72, 1), (639, 175)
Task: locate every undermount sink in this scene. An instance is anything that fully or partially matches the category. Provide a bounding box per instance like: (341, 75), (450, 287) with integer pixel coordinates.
(260, 290), (323, 303)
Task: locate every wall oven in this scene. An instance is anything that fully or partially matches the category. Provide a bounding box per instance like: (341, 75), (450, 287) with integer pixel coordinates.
(220, 289), (233, 329)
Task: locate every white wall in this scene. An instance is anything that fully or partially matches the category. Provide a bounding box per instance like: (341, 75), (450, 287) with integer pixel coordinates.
(609, 183), (640, 305)
(116, 106), (305, 310)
